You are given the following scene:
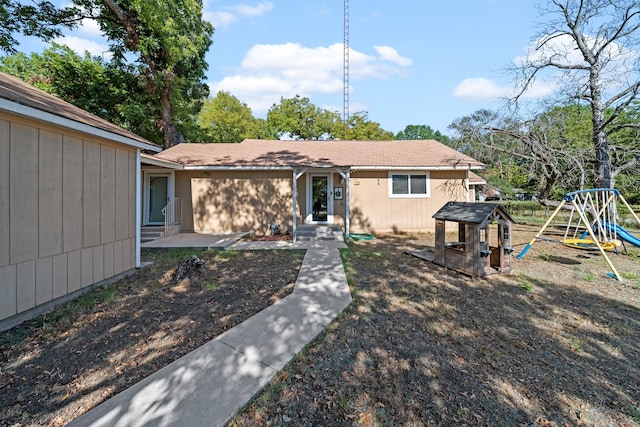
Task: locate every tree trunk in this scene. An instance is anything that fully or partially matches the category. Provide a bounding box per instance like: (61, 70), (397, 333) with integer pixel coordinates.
(590, 64), (613, 189)
(159, 92), (182, 148)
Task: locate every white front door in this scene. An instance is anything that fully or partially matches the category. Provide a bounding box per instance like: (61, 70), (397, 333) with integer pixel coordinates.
(144, 172), (172, 225)
(307, 173), (333, 224)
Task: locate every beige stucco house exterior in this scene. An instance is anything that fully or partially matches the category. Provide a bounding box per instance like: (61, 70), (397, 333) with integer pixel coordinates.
(142, 139), (485, 238)
(0, 72), (160, 328)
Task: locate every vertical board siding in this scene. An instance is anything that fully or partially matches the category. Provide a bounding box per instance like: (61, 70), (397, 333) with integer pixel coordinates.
(35, 257), (53, 305)
(52, 253), (68, 299)
(100, 145), (116, 244)
(62, 136), (83, 252)
(115, 149), (130, 240)
(16, 260), (36, 312)
(0, 265), (17, 319)
(83, 141), (101, 248)
(67, 249), (81, 293)
(1, 112), (140, 324)
(10, 123), (38, 265)
(39, 130), (63, 258)
(0, 120), (9, 267)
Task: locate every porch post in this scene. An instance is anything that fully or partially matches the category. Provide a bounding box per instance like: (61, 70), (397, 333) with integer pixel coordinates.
(292, 168), (297, 243)
(292, 168), (307, 243)
(345, 169), (350, 243)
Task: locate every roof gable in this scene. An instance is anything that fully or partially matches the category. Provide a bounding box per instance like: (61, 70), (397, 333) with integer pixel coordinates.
(432, 202), (515, 225)
(0, 72), (159, 151)
(154, 138), (485, 169)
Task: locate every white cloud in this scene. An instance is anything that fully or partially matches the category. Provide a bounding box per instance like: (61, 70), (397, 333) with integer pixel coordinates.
(207, 2), (274, 28)
(374, 46), (413, 67)
(453, 77), (557, 100)
(453, 78), (512, 100)
(54, 36), (112, 59)
(210, 42), (413, 115)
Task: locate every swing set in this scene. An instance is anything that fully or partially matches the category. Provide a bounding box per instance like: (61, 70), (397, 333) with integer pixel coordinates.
(517, 188), (640, 282)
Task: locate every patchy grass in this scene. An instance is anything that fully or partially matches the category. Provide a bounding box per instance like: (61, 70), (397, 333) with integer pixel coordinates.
(232, 224), (640, 427)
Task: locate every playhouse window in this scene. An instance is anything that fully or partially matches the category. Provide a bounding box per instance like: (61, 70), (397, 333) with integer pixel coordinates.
(389, 172), (430, 197)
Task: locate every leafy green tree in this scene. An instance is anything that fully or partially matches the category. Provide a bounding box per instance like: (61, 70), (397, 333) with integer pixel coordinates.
(73, 0), (214, 147)
(0, 1), (79, 53)
(342, 112), (395, 140)
(511, 0), (640, 189)
(397, 124), (449, 143)
(0, 44), (161, 142)
(198, 91), (264, 142)
(266, 95), (340, 140)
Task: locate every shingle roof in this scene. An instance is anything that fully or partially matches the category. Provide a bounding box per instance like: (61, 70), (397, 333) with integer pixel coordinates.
(432, 202), (514, 224)
(0, 72), (158, 150)
(468, 171), (486, 185)
(154, 138), (485, 169)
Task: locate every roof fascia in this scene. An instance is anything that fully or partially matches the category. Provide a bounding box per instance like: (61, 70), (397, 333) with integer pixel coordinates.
(141, 155), (184, 170)
(352, 165), (485, 171)
(0, 98), (161, 152)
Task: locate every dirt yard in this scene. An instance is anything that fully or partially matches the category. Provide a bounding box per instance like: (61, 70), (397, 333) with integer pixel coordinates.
(0, 248), (304, 427)
(1, 223), (639, 426)
(232, 223), (640, 427)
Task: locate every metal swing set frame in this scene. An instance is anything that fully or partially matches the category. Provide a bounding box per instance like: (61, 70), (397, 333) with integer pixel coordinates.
(516, 188), (640, 282)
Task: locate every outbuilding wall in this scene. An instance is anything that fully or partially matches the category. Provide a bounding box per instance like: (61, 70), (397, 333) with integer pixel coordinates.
(0, 114), (137, 325)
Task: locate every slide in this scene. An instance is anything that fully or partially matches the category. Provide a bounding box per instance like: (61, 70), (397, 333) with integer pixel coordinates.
(604, 222), (640, 248)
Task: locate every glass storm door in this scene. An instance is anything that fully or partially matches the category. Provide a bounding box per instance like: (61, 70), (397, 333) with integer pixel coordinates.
(148, 175), (168, 224)
(312, 175), (329, 222)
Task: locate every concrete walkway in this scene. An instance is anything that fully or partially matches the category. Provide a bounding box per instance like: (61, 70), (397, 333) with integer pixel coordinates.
(68, 242), (351, 427)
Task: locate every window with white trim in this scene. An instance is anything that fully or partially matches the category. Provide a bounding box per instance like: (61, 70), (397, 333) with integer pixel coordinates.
(389, 172), (430, 197)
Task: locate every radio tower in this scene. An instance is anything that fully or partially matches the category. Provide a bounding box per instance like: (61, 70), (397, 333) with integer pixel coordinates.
(343, 0), (349, 140)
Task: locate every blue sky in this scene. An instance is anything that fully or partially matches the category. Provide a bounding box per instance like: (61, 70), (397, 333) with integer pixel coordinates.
(15, 0), (551, 135)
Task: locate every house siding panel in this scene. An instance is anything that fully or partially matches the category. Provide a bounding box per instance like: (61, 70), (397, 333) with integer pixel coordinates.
(63, 136), (83, 252)
(93, 245), (104, 283)
(0, 265), (17, 319)
(81, 247), (93, 287)
(103, 241), (114, 279)
(115, 149), (130, 240)
(10, 123), (38, 265)
(1, 103), (146, 326)
(186, 171), (293, 233)
(52, 253), (68, 299)
(67, 249), (81, 293)
(39, 130), (63, 258)
(16, 260), (36, 313)
(83, 141), (101, 248)
(128, 153), (136, 238)
(36, 257), (53, 306)
(0, 120), (9, 268)
(100, 145), (116, 244)
(348, 170), (468, 233)
(113, 240), (123, 274)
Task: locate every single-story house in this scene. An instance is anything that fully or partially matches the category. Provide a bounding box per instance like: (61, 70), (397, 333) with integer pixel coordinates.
(0, 72), (160, 329)
(141, 139), (485, 238)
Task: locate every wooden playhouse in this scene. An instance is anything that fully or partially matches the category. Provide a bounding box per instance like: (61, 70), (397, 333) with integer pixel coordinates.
(432, 202), (515, 276)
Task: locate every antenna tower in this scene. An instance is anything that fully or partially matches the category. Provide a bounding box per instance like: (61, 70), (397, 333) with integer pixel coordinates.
(343, 0), (349, 139)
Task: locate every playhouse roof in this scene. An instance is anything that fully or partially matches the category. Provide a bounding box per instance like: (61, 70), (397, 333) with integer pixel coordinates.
(432, 202), (515, 225)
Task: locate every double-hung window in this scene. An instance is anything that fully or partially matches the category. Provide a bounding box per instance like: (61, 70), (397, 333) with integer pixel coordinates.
(389, 172), (430, 198)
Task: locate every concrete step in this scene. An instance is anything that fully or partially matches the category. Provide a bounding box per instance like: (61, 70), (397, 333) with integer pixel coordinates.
(141, 226), (165, 243)
(295, 225), (344, 241)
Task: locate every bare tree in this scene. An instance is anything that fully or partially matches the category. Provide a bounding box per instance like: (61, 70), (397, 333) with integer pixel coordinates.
(512, 0), (640, 189)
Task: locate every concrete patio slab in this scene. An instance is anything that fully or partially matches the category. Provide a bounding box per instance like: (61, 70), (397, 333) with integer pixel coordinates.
(141, 232), (248, 249)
